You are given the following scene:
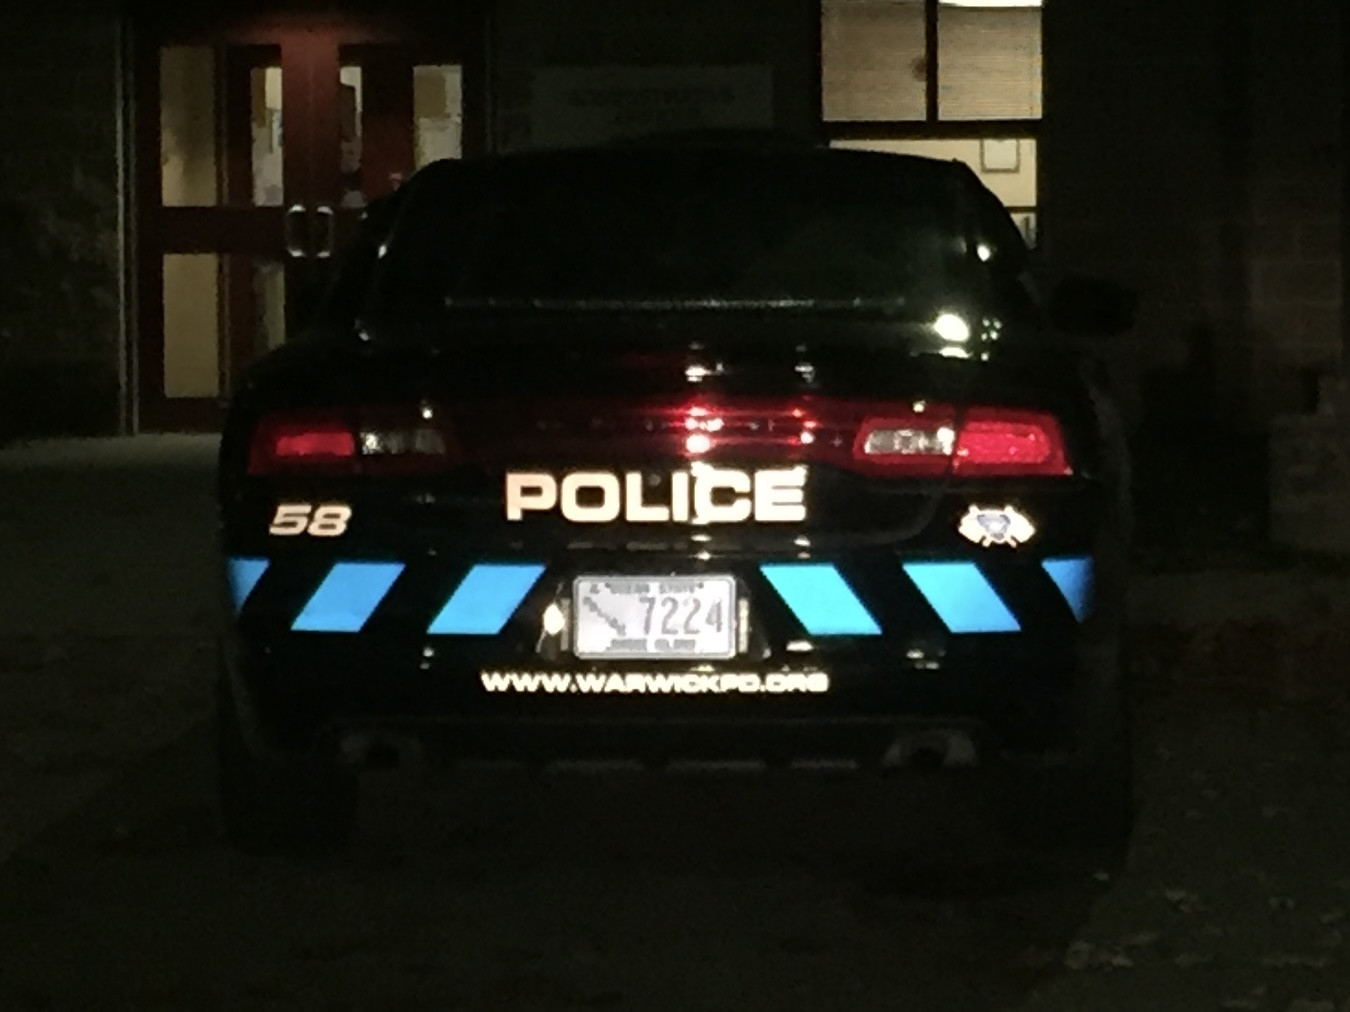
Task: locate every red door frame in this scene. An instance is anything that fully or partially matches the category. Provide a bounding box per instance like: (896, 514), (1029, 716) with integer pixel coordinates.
(130, 4), (489, 432)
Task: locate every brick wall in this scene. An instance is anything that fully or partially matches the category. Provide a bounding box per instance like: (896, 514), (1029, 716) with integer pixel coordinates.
(1247, 2), (1344, 392)
(1262, 0), (1350, 552)
(1043, 0), (1345, 553)
(0, 2), (124, 441)
(1042, 0), (1343, 431)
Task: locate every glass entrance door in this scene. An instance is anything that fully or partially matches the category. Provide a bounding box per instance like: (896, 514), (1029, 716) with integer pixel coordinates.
(135, 13), (480, 431)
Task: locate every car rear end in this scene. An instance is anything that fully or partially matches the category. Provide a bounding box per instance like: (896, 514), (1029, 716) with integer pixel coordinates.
(215, 148), (1131, 851)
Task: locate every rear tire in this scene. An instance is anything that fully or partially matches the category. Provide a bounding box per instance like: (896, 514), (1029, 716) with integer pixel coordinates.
(216, 676), (358, 856)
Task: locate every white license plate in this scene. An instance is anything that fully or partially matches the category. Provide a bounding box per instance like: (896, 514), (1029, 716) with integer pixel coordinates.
(572, 575), (737, 660)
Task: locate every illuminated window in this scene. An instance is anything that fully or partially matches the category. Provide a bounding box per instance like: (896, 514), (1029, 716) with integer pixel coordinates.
(821, 0), (1042, 244)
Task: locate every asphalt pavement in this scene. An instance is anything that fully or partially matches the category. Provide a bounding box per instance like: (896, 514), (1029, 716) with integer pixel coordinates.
(1, 436), (1349, 1011)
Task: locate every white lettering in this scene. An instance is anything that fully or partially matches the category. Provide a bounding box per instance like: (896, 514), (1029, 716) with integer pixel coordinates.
(479, 669), (831, 694)
(671, 471), (691, 523)
(691, 466), (752, 524)
(753, 467), (807, 523)
(503, 467), (809, 524)
(505, 473), (557, 521)
(623, 471), (671, 523)
(560, 472), (622, 523)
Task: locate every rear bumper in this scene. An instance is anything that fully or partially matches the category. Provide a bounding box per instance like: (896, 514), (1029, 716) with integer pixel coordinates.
(219, 535), (1120, 764)
(221, 627), (1091, 765)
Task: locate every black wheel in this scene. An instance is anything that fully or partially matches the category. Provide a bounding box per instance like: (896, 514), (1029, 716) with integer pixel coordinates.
(216, 676), (359, 856)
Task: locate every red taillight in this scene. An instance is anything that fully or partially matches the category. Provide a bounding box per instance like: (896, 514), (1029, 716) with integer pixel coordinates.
(247, 407), (461, 476)
(248, 412), (356, 475)
(271, 428), (355, 460)
(854, 406), (1070, 477)
(953, 413), (1068, 474)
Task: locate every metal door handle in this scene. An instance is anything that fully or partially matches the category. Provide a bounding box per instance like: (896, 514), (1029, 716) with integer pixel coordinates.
(315, 205), (336, 259)
(283, 204), (307, 259)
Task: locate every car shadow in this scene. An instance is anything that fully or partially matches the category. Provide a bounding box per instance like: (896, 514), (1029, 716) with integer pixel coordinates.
(0, 724), (1114, 1011)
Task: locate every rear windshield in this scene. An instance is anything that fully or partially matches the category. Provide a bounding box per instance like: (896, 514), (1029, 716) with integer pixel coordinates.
(368, 152), (974, 322)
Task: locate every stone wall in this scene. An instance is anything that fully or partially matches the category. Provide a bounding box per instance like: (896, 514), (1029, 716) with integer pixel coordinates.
(0, 3), (125, 441)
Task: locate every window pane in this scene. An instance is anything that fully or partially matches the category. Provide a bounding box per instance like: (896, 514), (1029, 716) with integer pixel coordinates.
(253, 260), (287, 354)
(831, 136), (1037, 240)
(822, 0), (926, 122)
(339, 66), (365, 208)
(251, 66), (284, 207)
(163, 48), (283, 207)
(937, 5), (1042, 120)
(162, 254), (220, 398)
(160, 47), (219, 207)
(379, 159), (969, 311)
(414, 65), (463, 168)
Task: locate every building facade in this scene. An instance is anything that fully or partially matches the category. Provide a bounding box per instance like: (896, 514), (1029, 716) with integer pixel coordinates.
(0, 0), (1343, 448)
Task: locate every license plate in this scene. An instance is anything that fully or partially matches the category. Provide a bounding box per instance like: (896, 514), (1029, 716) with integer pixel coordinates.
(572, 575), (737, 660)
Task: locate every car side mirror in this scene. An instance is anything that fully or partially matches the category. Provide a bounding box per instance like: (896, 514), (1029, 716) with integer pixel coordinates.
(1049, 275), (1137, 336)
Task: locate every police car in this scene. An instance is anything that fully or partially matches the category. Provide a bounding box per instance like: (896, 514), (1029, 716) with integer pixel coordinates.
(216, 141), (1137, 853)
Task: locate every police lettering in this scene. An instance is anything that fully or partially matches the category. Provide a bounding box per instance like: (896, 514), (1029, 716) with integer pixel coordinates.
(504, 466), (807, 524)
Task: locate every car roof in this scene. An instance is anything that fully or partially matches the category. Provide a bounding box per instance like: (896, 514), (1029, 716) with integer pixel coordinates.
(408, 142), (969, 194)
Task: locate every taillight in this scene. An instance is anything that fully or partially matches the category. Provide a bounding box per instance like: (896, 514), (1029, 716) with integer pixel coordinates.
(247, 406), (461, 476)
(854, 406), (1070, 477)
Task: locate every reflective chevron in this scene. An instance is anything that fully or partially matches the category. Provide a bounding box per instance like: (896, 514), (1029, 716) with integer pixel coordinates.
(1040, 556), (1094, 622)
(237, 553), (1093, 638)
(292, 562), (406, 633)
(225, 557), (269, 612)
(901, 561), (1020, 634)
(758, 563), (882, 636)
(428, 563), (546, 635)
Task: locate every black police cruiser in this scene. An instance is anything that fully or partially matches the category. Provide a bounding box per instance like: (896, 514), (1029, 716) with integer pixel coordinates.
(216, 141), (1137, 853)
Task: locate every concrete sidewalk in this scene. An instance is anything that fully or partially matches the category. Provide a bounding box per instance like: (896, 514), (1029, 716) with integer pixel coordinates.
(0, 435), (219, 637)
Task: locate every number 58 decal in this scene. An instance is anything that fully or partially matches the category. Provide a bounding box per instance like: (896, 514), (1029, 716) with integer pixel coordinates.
(269, 502), (353, 537)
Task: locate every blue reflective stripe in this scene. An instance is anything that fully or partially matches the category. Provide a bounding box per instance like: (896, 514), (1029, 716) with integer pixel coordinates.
(1041, 556), (1093, 623)
(428, 563), (546, 635)
(902, 561), (1020, 634)
(292, 562), (405, 633)
(758, 564), (882, 636)
(225, 557), (269, 612)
